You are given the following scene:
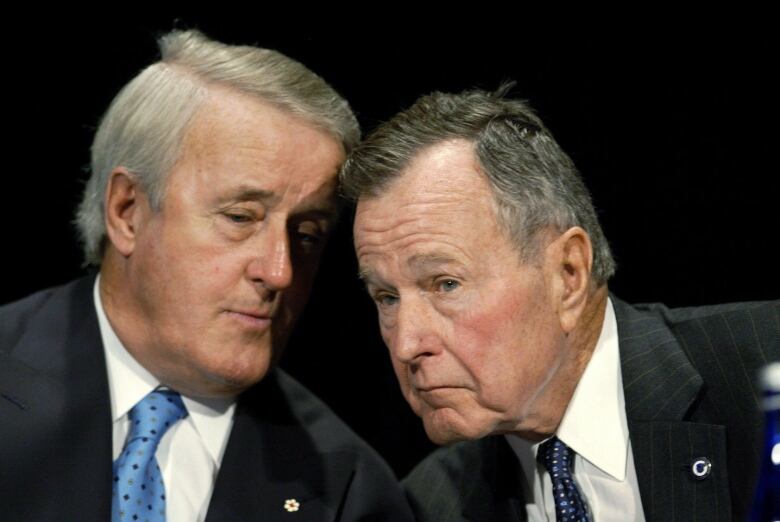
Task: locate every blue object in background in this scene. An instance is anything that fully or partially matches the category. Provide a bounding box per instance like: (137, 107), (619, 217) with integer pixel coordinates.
(749, 363), (780, 522)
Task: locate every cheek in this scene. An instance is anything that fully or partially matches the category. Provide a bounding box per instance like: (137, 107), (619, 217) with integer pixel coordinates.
(275, 267), (317, 331)
(377, 307), (396, 334)
(378, 321), (393, 348)
(451, 289), (554, 404)
(283, 247), (323, 294)
(285, 264), (317, 301)
(390, 359), (425, 416)
(449, 303), (515, 373)
(138, 234), (237, 323)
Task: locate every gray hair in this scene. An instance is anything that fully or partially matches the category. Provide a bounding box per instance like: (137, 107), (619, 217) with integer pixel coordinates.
(341, 86), (616, 285)
(77, 29), (360, 265)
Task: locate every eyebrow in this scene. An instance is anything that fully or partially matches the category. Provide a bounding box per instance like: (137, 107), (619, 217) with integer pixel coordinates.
(357, 267), (393, 293)
(357, 252), (460, 286)
(292, 200), (340, 224)
(219, 186), (339, 222)
(407, 253), (460, 271)
(357, 267), (376, 283)
(219, 186), (279, 206)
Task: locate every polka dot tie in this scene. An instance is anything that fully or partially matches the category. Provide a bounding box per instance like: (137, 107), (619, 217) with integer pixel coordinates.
(537, 436), (591, 522)
(111, 389), (187, 522)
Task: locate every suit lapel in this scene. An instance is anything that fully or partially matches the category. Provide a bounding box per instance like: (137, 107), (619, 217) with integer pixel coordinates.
(613, 297), (732, 522)
(1, 276), (113, 521)
(206, 372), (355, 521)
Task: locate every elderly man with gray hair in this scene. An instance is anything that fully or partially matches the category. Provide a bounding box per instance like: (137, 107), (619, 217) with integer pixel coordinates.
(343, 86), (779, 521)
(0, 30), (412, 521)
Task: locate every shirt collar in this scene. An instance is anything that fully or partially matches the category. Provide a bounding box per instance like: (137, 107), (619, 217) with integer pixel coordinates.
(506, 297), (628, 484)
(95, 274), (236, 464)
(556, 297), (627, 480)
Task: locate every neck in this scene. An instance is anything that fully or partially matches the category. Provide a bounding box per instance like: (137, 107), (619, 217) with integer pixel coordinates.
(100, 251), (212, 398)
(98, 250), (157, 377)
(514, 286), (609, 441)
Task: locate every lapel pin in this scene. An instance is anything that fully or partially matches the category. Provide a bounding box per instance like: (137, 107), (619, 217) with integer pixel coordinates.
(690, 457), (712, 480)
(284, 499), (300, 512)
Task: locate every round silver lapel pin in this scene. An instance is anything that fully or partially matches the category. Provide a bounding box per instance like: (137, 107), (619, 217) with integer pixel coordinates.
(690, 457), (712, 480)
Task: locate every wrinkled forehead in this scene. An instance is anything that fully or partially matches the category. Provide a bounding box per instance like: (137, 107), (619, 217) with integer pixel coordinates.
(355, 139), (487, 209)
(353, 143), (506, 264)
(362, 138), (481, 198)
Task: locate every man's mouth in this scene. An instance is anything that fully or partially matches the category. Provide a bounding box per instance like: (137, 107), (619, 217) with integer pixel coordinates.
(225, 309), (273, 329)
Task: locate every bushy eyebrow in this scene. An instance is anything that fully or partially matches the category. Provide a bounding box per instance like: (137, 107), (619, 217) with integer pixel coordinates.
(357, 268), (394, 294)
(407, 253), (460, 272)
(358, 252), (460, 288)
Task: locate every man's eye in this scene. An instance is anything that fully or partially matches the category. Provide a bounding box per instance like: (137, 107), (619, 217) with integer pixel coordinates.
(374, 293), (399, 307)
(297, 232), (322, 246)
(438, 279), (460, 293)
(293, 222), (326, 251)
(224, 212), (253, 224)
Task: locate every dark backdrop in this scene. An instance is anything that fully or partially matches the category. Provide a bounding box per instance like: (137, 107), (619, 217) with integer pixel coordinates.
(2, 16), (777, 477)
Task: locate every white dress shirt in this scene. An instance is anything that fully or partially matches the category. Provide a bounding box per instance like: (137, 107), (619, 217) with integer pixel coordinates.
(506, 298), (646, 521)
(95, 276), (236, 522)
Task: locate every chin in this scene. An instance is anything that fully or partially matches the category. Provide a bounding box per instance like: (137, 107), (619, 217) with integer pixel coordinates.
(197, 351), (275, 396)
(422, 408), (495, 446)
(224, 359), (273, 387)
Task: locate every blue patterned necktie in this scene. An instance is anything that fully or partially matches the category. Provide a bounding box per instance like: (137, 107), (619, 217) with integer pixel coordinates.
(537, 436), (591, 522)
(112, 389), (188, 522)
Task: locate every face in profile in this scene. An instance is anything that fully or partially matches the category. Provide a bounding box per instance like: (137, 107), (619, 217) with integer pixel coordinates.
(354, 139), (570, 444)
(110, 87), (344, 397)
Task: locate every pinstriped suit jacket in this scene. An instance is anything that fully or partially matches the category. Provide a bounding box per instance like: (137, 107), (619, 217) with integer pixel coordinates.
(402, 297), (780, 521)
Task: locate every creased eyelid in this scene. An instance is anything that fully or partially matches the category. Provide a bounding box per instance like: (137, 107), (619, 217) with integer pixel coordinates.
(371, 289), (399, 308)
(379, 296), (399, 307)
(291, 221), (328, 248)
(221, 204), (264, 221)
(224, 211), (254, 224)
(434, 277), (461, 293)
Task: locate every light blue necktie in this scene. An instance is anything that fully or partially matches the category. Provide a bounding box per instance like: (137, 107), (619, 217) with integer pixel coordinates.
(537, 436), (591, 522)
(111, 389), (187, 522)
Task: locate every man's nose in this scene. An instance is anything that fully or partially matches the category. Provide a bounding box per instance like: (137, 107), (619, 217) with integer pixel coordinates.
(246, 223), (294, 292)
(390, 296), (442, 364)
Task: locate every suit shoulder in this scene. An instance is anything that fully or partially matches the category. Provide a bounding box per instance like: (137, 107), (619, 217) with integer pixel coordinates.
(0, 286), (59, 353)
(274, 370), (393, 464)
(631, 299), (778, 326)
(0, 277), (96, 355)
(618, 297), (779, 376)
(637, 299), (778, 355)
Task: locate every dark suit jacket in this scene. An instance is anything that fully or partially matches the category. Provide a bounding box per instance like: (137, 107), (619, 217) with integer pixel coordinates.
(0, 276), (413, 521)
(402, 297), (780, 521)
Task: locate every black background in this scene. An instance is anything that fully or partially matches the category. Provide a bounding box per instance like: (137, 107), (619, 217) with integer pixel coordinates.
(1, 15), (777, 477)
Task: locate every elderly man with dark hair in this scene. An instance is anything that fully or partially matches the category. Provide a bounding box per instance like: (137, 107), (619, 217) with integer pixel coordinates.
(0, 30), (412, 521)
(343, 86), (779, 521)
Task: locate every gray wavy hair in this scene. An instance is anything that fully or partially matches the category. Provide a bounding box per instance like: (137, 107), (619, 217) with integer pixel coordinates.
(340, 86), (616, 285)
(77, 29), (360, 265)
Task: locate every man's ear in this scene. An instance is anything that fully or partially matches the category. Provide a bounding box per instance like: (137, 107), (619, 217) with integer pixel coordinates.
(104, 167), (147, 258)
(546, 226), (594, 334)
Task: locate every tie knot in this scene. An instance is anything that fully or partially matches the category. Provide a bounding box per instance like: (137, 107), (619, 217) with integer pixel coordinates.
(127, 389), (187, 446)
(537, 436), (574, 474)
